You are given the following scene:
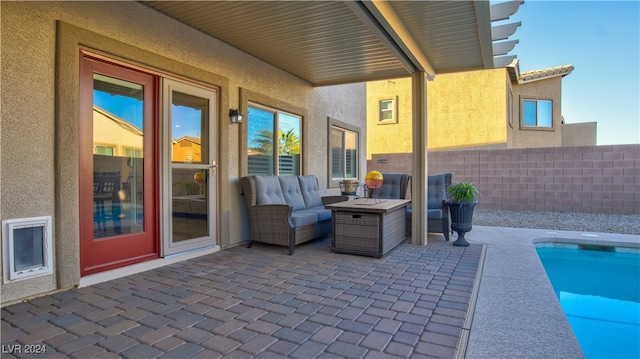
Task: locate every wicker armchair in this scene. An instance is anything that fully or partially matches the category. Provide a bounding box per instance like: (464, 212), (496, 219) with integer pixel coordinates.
(240, 175), (347, 254)
(406, 172), (452, 240)
(365, 173), (411, 200)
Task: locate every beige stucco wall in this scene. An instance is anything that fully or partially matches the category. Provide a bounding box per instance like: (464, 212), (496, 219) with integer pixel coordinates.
(366, 68), (570, 158)
(94, 109), (143, 156)
(427, 69), (508, 150)
(1, 1), (58, 301)
(508, 76), (563, 148)
(313, 84), (367, 192)
(562, 122), (597, 147)
(1, 1), (365, 304)
(366, 69), (508, 159)
(366, 78), (413, 159)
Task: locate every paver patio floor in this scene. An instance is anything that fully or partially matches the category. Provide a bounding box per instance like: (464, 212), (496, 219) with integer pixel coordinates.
(1, 236), (482, 359)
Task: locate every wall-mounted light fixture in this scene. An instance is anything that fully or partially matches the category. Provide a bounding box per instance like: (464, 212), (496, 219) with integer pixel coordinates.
(229, 109), (243, 124)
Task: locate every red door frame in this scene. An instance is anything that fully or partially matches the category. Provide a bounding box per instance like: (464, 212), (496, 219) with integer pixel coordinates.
(79, 53), (159, 276)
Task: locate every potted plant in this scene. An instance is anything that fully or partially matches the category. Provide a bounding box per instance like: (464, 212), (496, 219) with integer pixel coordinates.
(446, 182), (479, 247)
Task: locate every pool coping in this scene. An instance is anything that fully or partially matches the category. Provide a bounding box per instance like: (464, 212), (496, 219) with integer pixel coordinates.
(462, 225), (639, 359)
(532, 236), (640, 253)
(456, 244), (487, 359)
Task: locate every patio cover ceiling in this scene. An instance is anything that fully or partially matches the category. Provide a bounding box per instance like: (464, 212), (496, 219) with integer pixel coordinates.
(140, 1), (521, 86)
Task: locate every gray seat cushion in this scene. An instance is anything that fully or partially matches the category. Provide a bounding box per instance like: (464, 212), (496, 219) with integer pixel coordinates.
(255, 176), (286, 205)
(376, 173), (406, 199)
(428, 208), (443, 220)
(290, 211), (318, 228)
(427, 173), (447, 209)
(405, 208), (445, 220)
(298, 175), (323, 208)
(299, 206), (332, 222)
(279, 176), (306, 211)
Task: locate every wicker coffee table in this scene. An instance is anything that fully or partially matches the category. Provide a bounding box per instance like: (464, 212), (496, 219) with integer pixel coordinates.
(325, 198), (410, 257)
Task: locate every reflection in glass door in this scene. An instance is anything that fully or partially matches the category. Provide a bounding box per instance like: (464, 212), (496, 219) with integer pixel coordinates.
(163, 79), (217, 255)
(93, 74), (145, 238)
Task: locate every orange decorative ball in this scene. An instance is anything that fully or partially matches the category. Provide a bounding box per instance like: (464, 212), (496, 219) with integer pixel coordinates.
(364, 171), (384, 189)
(193, 171), (206, 185)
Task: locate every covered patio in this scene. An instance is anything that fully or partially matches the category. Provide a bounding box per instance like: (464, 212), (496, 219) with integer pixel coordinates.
(7, 225), (635, 358)
(1, 236), (479, 358)
(138, 0), (524, 247)
(1, 0), (524, 304)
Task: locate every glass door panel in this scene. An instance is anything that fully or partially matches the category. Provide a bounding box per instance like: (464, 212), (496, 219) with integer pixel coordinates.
(171, 168), (208, 242)
(163, 79), (217, 255)
(93, 74), (145, 238)
(171, 92), (209, 243)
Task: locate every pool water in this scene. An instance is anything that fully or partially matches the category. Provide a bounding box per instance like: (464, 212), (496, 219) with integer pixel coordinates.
(537, 246), (640, 359)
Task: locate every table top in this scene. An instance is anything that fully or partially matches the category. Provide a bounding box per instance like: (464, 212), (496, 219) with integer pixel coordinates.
(324, 198), (410, 214)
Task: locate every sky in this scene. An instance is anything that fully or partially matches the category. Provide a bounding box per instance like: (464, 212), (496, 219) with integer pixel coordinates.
(501, 0), (640, 145)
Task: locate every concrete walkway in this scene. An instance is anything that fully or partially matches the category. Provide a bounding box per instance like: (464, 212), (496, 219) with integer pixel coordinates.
(2, 236), (482, 359)
(465, 225), (639, 359)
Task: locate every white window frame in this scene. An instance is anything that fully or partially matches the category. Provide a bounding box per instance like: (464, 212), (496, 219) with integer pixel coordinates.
(328, 117), (360, 188)
(2, 216), (53, 284)
(94, 144), (116, 156)
(379, 98), (397, 124)
(521, 98), (553, 129)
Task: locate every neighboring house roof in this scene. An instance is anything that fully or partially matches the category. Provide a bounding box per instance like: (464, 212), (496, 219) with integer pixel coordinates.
(93, 106), (144, 136)
(174, 136), (201, 146)
(507, 59), (574, 84)
(141, 1), (522, 86)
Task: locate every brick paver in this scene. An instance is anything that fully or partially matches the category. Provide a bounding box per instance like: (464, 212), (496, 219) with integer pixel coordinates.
(1, 236), (482, 358)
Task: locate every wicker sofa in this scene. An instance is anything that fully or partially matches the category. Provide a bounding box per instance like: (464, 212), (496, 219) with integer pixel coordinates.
(240, 175), (347, 254)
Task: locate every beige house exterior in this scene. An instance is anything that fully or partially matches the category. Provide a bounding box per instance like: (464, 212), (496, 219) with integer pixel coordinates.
(1, 1), (519, 304)
(1, 2), (362, 303)
(367, 60), (595, 158)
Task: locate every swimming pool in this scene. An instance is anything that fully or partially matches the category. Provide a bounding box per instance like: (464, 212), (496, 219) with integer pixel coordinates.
(537, 245), (640, 359)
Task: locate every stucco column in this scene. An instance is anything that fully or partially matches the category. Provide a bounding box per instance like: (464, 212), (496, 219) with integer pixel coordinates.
(411, 72), (428, 245)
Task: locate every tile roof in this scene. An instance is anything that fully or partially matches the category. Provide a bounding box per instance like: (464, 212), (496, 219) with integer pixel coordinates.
(507, 59), (574, 84)
(174, 135), (201, 145)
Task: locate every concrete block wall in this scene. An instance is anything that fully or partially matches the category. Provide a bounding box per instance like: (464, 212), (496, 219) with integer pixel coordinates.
(368, 144), (640, 215)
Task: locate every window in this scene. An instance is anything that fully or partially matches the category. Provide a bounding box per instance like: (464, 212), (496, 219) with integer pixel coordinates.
(379, 98), (397, 123)
(247, 105), (302, 176)
(2, 216), (53, 283)
(328, 118), (360, 187)
(508, 88), (514, 128)
(522, 99), (552, 128)
(124, 148), (142, 158)
(94, 145), (115, 156)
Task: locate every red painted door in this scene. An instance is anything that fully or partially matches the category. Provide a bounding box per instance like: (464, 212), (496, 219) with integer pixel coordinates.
(79, 54), (159, 276)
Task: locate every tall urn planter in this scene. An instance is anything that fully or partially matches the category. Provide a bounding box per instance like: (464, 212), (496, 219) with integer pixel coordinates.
(446, 182), (479, 247)
(448, 202), (477, 247)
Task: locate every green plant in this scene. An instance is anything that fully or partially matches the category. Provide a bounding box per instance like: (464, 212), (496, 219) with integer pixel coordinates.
(446, 182), (479, 203)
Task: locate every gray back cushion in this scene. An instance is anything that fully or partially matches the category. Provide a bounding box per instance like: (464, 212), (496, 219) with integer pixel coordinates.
(254, 176), (286, 205)
(376, 173), (405, 199)
(298, 175), (323, 208)
(279, 176), (306, 211)
(427, 173), (447, 208)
